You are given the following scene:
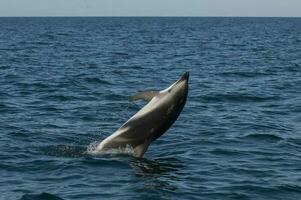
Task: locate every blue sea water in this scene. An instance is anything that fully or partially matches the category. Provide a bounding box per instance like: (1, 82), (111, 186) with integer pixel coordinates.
(0, 17), (301, 200)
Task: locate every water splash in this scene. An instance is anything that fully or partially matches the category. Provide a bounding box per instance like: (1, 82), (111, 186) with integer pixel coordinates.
(87, 142), (135, 156)
(86, 141), (99, 154)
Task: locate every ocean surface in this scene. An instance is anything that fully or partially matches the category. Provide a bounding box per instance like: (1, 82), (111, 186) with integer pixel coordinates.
(0, 17), (301, 200)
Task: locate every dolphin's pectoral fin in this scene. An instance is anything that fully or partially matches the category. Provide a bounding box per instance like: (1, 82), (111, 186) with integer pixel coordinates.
(133, 141), (150, 158)
(129, 90), (159, 102)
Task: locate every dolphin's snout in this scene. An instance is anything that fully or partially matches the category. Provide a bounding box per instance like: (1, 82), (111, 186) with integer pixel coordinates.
(180, 72), (189, 82)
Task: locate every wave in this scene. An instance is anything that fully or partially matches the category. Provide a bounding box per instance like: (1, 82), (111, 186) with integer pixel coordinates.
(277, 183), (301, 193)
(210, 148), (249, 156)
(20, 192), (64, 200)
(240, 133), (283, 141)
(84, 77), (111, 85)
(219, 71), (269, 78)
(202, 94), (278, 103)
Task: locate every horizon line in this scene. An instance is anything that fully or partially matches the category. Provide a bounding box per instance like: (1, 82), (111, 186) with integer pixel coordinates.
(0, 16), (301, 18)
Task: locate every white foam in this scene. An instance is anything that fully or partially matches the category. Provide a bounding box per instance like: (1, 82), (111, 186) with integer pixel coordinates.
(86, 141), (99, 154)
(87, 142), (135, 156)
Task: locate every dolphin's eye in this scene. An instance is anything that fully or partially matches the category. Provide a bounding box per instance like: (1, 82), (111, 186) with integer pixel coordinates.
(168, 89), (172, 93)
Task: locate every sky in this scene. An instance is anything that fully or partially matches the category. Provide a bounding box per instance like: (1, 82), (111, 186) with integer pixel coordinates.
(0, 0), (300, 17)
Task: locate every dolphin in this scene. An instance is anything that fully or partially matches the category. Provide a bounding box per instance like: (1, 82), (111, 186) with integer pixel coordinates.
(95, 72), (189, 157)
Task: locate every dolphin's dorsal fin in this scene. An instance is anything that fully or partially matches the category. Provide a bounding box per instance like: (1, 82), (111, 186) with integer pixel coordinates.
(129, 90), (159, 102)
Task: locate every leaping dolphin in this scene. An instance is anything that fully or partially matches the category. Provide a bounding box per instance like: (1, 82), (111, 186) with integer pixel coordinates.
(95, 72), (189, 157)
